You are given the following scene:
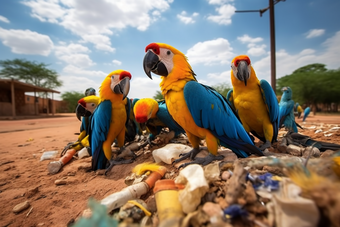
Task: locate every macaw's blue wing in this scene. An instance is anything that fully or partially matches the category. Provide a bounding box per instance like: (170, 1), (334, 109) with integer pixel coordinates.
(156, 100), (185, 137)
(184, 81), (263, 158)
(226, 89), (237, 113)
(279, 99), (294, 127)
(90, 100), (112, 170)
(260, 80), (279, 142)
(303, 107), (311, 122)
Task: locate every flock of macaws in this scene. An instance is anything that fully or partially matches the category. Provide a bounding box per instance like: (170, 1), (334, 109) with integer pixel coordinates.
(73, 42), (310, 172)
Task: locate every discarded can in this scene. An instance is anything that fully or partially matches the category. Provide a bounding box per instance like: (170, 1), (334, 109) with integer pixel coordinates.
(153, 179), (184, 227)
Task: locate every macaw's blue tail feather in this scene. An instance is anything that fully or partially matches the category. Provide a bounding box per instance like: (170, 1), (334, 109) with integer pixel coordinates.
(215, 133), (264, 158)
(92, 146), (107, 170)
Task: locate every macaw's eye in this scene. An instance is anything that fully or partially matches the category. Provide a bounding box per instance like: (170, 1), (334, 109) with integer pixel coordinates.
(167, 50), (171, 55)
(91, 104), (95, 107)
(235, 60), (240, 67)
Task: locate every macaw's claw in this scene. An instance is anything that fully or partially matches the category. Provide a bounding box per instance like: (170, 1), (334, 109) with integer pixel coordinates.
(178, 153), (224, 169)
(172, 147), (201, 165)
(105, 158), (134, 176)
(259, 141), (271, 151)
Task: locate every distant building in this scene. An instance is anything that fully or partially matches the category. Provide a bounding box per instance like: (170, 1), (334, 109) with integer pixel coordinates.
(0, 79), (67, 119)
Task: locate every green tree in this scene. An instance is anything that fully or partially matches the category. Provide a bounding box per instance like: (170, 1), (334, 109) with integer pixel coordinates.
(0, 58), (62, 89)
(61, 91), (84, 112)
(277, 64), (340, 113)
(153, 90), (164, 101)
(212, 83), (232, 97)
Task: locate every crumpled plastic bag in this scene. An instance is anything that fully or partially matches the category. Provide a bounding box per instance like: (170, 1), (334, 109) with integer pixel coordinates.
(175, 164), (209, 214)
(152, 144), (191, 164)
(268, 177), (320, 227)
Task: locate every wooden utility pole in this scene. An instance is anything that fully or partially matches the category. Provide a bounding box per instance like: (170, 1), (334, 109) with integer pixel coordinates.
(235, 0), (284, 93)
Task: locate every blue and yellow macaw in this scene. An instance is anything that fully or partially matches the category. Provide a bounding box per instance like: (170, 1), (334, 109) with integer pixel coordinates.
(303, 107), (311, 122)
(61, 95), (101, 156)
(89, 70), (132, 171)
(279, 87), (302, 132)
(143, 43), (263, 167)
(227, 55), (279, 150)
(133, 98), (185, 143)
(294, 102), (303, 118)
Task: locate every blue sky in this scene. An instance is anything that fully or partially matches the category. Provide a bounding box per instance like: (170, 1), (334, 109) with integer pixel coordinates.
(0, 0), (339, 100)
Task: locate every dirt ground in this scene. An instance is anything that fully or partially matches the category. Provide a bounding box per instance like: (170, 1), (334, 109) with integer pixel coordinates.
(0, 113), (340, 227)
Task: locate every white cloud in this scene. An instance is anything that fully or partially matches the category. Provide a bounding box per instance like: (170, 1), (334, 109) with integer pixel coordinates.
(81, 34), (115, 52)
(112, 60), (122, 66)
(54, 43), (94, 67)
(0, 15), (10, 23)
(177, 11), (199, 24)
(237, 34), (263, 43)
(186, 38), (234, 65)
(208, 0), (234, 5)
(237, 35), (266, 57)
(129, 76), (162, 99)
(57, 75), (101, 99)
(306, 29), (325, 38)
(22, 0), (172, 51)
(62, 65), (106, 78)
(207, 4), (235, 25)
(0, 27), (53, 56)
(247, 44), (267, 56)
(206, 70), (231, 85)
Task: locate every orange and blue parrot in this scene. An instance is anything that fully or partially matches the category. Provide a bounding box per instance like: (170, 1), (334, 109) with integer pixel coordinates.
(143, 43), (263, 167)
(227, 55), (279, 150)
(89, 70), (132, 171)
(133, 98), (185, 143)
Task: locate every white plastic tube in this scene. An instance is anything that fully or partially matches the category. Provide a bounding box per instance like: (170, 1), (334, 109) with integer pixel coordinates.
(101, 181), (149, 213)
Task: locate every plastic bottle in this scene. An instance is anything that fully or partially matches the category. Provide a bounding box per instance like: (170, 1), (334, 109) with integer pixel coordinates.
(153, 179), (184, 227)
(100, 166), (167, 213)
(47, 148), (76, 174)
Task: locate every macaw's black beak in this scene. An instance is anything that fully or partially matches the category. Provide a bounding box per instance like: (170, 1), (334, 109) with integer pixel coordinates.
(76, 104), (92, 121)
(143, 50), (168, 79)
(113, 76), (130, 100)
(237, 60), (249, 86)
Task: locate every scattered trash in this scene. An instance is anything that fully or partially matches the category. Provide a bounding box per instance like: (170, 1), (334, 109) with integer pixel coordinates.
(152, 144), (191, 164)
(47, 148), (77, 174)
(153, 179), (184, 226)
(175, 164), (209, 214)
(78, 147), (90, 159)
(40, 151), (58, 161)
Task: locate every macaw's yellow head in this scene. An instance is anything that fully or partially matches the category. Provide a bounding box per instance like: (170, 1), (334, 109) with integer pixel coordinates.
(100, 69), (132, 100)
(133, 98), (159, 123)
(76, 95), (100, 121)
(231, 55), (252, 86)
(143, 43), (196, 82)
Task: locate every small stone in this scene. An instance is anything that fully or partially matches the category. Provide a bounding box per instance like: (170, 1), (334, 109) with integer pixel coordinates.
(302, 146), (320, 159)
(221, 171), (231, 181)
(286, 144), (302, 156)
(202, 202), (223, 217)
(55, 179), (67, 185)
(37, 223), (45, 226)
(13, 201), (30, 213)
